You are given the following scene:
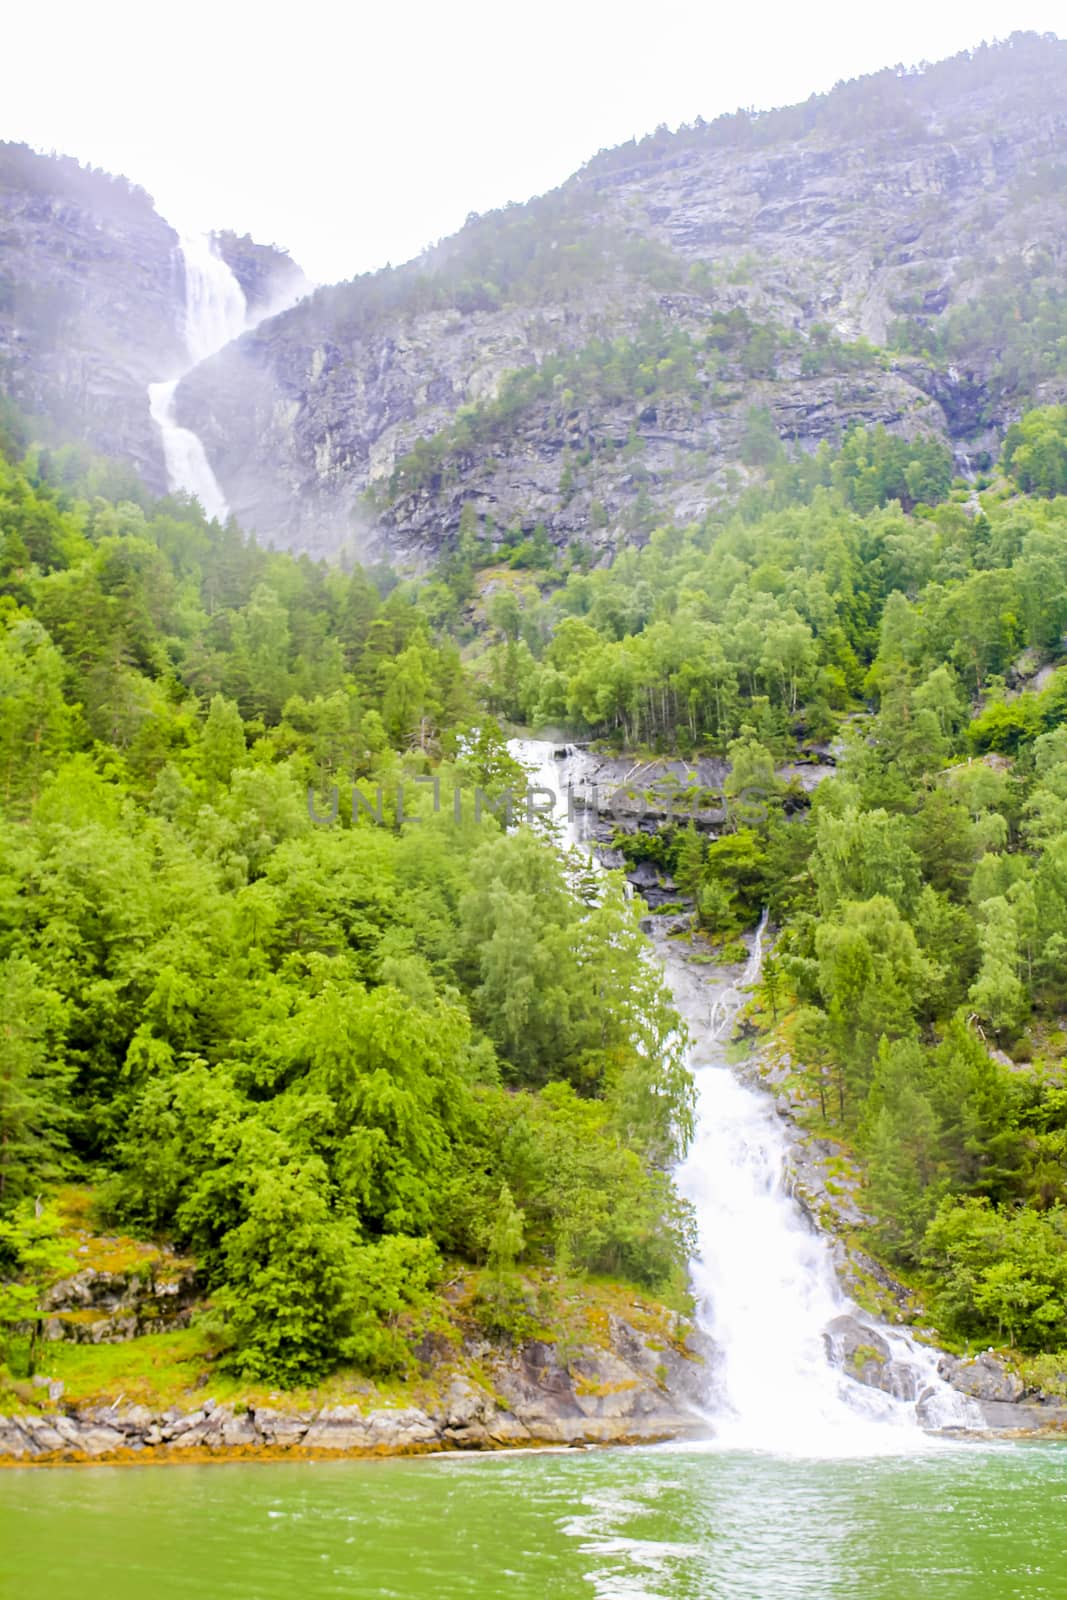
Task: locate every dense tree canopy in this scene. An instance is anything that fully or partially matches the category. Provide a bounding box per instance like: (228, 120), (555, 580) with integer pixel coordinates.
(0, 436), (693, 1381)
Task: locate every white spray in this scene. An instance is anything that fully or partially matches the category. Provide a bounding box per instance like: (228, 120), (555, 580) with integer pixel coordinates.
(510, 738), (979, 1452)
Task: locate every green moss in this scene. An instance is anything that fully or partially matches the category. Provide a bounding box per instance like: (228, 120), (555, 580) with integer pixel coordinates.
(849, 1343), (887, 1370)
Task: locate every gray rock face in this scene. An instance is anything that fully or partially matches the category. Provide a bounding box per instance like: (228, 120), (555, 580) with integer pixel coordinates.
(213, 230), (309, 318)
(172, 41), (1067, 561)
(823, 1313), (919, 1402)
(0, 145), (307, 491)
(0, 142), (183, 485)
(39, 1256), (200, 1344)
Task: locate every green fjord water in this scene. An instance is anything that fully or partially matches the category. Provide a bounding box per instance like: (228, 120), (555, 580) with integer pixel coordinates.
(3, 1443), (1067, 1600)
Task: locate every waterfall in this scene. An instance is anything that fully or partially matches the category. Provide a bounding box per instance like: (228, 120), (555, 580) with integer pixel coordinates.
(510, 737), (979, 1451)
(671, 917), (980, 1452)
(147, 233), (250, 522)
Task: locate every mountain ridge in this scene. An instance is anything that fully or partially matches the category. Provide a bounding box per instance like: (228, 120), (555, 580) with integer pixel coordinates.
(2, 33), (1066, 558)
(172, 30), (1067, 561)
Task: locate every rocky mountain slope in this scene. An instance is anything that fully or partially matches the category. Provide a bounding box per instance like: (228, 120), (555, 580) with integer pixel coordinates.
(0, 143), (183, 485)
(0, 143), (303, 488)
(173, 32), (1067, 562)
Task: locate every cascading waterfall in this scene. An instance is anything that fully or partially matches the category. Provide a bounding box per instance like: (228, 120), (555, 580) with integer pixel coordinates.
(147, 232), (251, 522)
(669, 919), (981, 1452)
(510, 738), (979, 1452)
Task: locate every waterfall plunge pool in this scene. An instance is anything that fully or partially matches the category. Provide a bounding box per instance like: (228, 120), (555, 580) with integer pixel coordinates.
(3, 1441), (1066, 1599)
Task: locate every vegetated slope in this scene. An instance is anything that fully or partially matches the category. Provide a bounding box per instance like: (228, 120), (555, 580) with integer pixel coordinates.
(175, 32), (1067, 561)
(0, 421), (693, 1388)
(3, 392), (1067, 1385)
(481, 397), (1067, 1366)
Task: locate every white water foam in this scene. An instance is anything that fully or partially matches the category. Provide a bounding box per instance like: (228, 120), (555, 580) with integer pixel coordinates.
(510, 738), (980, 1455)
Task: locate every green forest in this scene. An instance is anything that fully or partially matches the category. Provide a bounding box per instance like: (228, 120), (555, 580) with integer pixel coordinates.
(451, 404), (1067, 1357)
(0, 406), (693, 1384)
(2, 386), (1067, 1384)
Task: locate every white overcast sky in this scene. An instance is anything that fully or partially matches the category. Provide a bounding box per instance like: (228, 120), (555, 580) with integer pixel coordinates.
(3, 1), (1064, 285)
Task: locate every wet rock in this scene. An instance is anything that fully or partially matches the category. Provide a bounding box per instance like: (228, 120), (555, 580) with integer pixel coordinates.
(824, 1315), (922, 1402)
(937, 1352), (1025, 1404)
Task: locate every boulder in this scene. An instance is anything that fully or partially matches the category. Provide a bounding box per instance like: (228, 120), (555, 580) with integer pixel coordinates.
(824, 1313), (919, 1401)
(937, 1352), (1025, 1404)
(253, 1407), (311, 1446)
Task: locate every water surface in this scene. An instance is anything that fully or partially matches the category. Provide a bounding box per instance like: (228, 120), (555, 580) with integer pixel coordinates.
(3, 1441), (1067, 1599)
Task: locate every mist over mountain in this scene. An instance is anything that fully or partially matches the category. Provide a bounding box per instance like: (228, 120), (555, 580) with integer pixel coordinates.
(2, 32), (1066, 559)
(174, 31), (1067, 561)
(0, 143), (304, 490)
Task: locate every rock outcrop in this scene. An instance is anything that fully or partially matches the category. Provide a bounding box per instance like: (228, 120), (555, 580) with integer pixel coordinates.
(38, 1254), (199, 1345)
(213, 230), (309, 318)
(937, 1351), (1026, 1405)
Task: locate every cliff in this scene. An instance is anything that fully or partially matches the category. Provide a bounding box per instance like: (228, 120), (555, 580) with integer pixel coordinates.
(213, 229), (310, 317)
(174, 33), (1067, 561)
(0, 143), (183, 486)
(0, 146), (308, 491)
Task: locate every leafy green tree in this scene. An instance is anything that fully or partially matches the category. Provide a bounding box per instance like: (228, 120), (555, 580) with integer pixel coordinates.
(923, 1197), (1067, 1350)
(476, 1182), (528, 1334)
(969, 896), (1028, 1039)
(1003, 405), (1067, 497)
(0, 958), (71, 1205)
(199, 693), (246, 790)
(0, 1201), (68, 1375)
(673, 822), (705, 907)
(0, 614), (75, 808)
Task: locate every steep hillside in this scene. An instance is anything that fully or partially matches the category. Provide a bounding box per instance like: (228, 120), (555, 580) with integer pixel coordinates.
(175, 32), (1067, 561)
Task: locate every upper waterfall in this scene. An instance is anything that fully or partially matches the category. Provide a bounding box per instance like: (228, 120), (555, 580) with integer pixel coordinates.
(148, 232), (249, 522)
(176, 231), (248, 367)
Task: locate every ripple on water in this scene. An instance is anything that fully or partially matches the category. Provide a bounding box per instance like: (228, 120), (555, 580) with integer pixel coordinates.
(3, 1446), (1067, 1599)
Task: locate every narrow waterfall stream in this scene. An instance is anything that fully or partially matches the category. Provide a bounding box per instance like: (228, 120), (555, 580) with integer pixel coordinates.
(511, 738), (979, 1451)
(148, 232), (248, 521)
(148, 231), (309, 521)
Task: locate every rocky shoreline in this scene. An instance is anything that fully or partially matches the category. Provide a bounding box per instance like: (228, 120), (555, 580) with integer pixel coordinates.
(0, 1311), (712, 1464)
(6, 811), (1066, 1465)
(5, 1355), (1065, 1467)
